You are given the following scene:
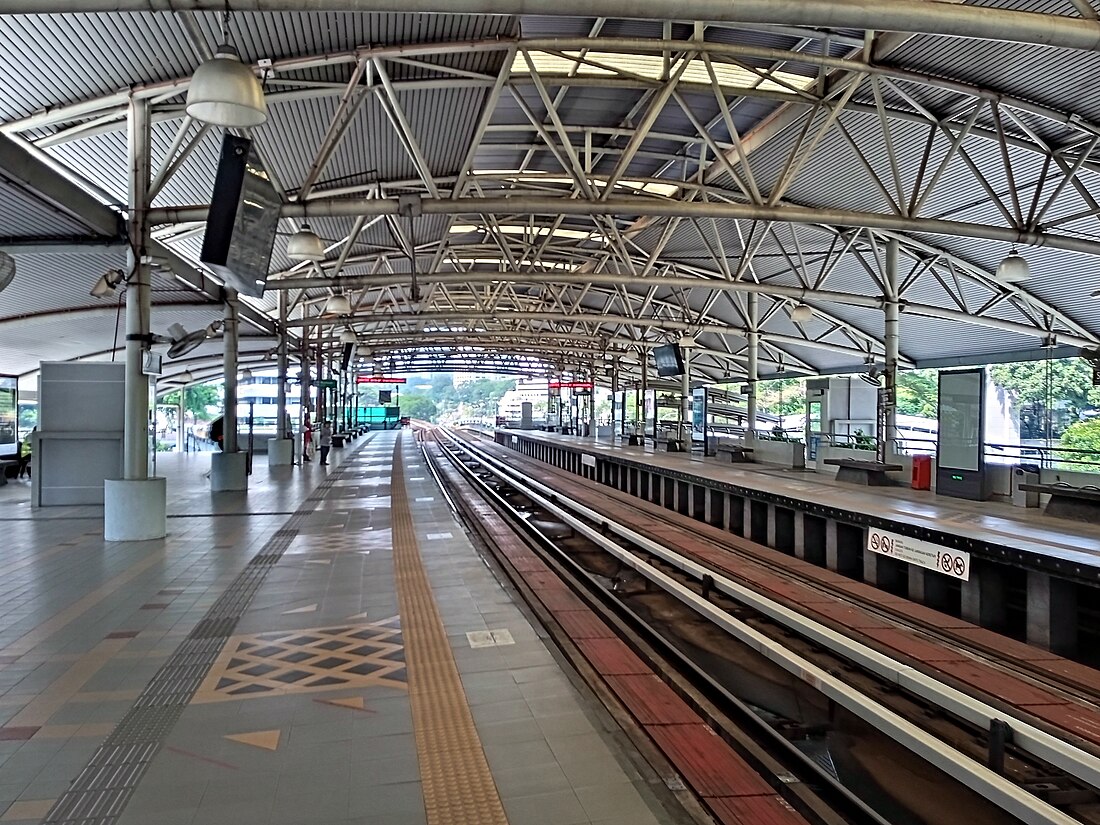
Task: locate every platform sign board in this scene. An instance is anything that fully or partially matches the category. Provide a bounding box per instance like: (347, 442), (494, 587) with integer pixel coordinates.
(692, 387), (707, 432)
(867, 527), (971, 581)
(936, 368), (988, 501)
(0, 375), (15, 455)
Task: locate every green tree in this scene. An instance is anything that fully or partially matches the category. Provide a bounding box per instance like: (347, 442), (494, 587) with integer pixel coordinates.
(1060, 418), (1100, 454)
(400, 393), (438, 422)
(161, 385), (221, 420)
(990, 358), (1100, 414)
(896, 369), (938, 418)
(453, 378), (516, 415)
(743, 378), (805, 416)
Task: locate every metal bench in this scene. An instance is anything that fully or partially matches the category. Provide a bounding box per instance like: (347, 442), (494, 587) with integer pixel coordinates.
(0, 458), (20, 485)
(824, 458), (903, 486)
(1019, 483), (1100, 522)
(716, 444), (754, 463)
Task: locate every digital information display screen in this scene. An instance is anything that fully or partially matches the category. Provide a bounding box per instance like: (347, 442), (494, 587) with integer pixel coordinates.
(201, 135), (281, 298)
(938, 370), (983, 472)
(653, 344), (685, 377)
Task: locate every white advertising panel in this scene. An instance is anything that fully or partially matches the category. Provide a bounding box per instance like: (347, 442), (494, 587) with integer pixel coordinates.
(867, 527), (971, 581)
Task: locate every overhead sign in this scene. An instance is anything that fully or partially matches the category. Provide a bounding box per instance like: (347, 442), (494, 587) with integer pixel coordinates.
(356, 377), (407, 384)
(549, 381), (593, 390)
(316, 379), (337, 390)
(867, 528), (970, 581)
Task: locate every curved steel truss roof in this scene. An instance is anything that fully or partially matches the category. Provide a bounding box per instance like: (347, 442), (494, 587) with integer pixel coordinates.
(2, 5), (1100, 386)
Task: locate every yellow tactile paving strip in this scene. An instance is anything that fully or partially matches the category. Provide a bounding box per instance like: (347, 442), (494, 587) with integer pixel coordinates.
(391, 437), (510, 825)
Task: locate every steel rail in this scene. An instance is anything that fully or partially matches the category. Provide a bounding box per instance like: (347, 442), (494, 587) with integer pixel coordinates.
(9, 1), (1100, 52)
(447, 429), (1100, 810)
(148, 195), (1100, 258)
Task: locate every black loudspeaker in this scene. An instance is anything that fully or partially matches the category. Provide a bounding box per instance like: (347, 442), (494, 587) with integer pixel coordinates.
(201, 134), (281, 298)
(341, 342), (353, 372)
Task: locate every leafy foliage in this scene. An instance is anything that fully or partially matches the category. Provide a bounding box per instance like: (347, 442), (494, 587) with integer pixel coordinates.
(400, 393), (438, 422)
(990, 358), (1100, 412)
(896, 369), (938, 418)
(161, 385), (221, 419)
(1060, 418), (1100, 456)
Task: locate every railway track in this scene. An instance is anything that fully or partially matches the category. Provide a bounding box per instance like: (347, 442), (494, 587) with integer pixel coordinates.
(468, 429), (1100, 719)
(428, 425), (1100, 825)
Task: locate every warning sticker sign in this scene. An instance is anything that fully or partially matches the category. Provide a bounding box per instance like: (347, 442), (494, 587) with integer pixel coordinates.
(866, 528), (970, 581)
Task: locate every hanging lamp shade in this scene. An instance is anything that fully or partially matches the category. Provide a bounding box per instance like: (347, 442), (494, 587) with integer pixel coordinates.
(996, 249), (1030, 283)
(186, 44), (268, 128)
(339, 328), (358, 344)
(287, 224), (325, 262)
(324, 295), (351, 316)
(179, 369), (194, 384)
(240, 368), (253, 381)
(790, 303), (814, 323)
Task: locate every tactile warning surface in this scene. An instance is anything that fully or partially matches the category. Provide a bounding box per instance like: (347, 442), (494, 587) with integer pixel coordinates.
(391, 437), (510, 825)
(192, 617), (406, 702)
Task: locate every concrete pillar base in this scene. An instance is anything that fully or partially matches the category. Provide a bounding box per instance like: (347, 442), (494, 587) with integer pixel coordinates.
(211, 452), (248, 492)
(104, 477), (167, 541)
(268, 438), (294, 467)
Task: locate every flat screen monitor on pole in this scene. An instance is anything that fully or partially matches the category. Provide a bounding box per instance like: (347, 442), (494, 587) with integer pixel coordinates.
(653, 344), (685, 377)
(200, 134), (280, 298)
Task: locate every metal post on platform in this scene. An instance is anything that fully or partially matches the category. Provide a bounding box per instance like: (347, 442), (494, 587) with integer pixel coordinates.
(588, 364), (597, 440)
(681, 344), (692, 444)
(883, 238), (900, 463)
(211, 288), (248, 491)
(276, 291), (288, 440)
(223, 291), (239, 454)
(747, 293), (759, 438)
(104, 96), (167, 541)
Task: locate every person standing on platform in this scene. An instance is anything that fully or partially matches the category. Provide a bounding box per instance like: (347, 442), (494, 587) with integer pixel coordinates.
(302, 412), (314, 462)
(319, 420), (333, 466)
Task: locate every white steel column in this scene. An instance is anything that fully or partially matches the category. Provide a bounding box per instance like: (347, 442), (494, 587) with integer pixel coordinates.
(610, 359), (619, 438)
(269, 290), (294, 466)
(123, 99), (150, 481)
(223, 291), (239, 453)
(588, 367), (597, 440)
(747, 293), (759, 437)
(105, 97), (166, 540)
(212, 289), (248, 490)
(884, 238), (900, 462)
(681, 344), (692, 443)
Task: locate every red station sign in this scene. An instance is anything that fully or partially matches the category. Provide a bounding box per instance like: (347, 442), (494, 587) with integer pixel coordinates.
(356, 376), (407, 384)
(549, 381), (593, 390)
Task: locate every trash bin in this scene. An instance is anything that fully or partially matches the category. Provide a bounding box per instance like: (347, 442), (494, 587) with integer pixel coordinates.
(1013, 465), (1040, 507)
(911, 454), (932, 490)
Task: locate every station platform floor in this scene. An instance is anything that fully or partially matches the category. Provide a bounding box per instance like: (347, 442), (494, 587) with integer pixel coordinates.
(0, 432), (672, 825)
(496, 429), (1100, 569)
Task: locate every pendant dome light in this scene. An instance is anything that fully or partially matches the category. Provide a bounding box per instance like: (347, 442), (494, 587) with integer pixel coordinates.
(339, 327), (358, 345)
(185, 10), (267, 128)
(323, 294), (351, 316)
(995, 247), (1030, 283)
(790, 303), (814, 323)
(287, 223), (325, 262)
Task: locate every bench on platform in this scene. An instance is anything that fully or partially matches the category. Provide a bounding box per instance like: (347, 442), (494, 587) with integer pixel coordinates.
(823, 458), (903, 486)
(627, 434), (644, 446)
(665, 439), (687, 453)
(716, 443), (754, 463)
(1019, 483), (1100, 522)
(0, 458), (20, 485)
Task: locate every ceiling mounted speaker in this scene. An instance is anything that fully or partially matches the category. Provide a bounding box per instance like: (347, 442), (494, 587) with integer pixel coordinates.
(0, 252), (14, 294)
(90, 268), (124, 298)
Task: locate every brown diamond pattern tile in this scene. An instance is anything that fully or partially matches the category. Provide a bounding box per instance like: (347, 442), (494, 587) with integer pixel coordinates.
(0, 726), (40, 740)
